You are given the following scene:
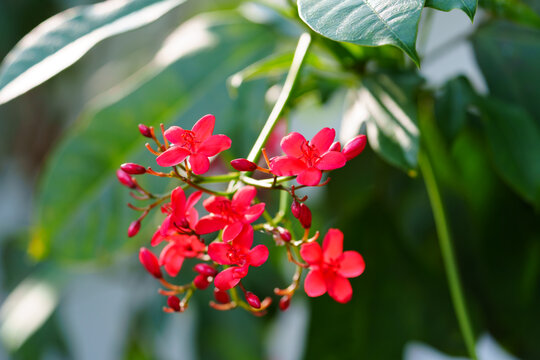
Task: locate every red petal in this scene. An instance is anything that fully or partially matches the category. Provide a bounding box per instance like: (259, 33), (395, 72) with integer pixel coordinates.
(192, 114), (215, 142)
(304, 270), (327, 297)
(232, 224), (253, 250)
(310, 127), (335, 153)
(316, 151), (347, 170)
(223, 222), (244, 242)
(281, 132), (306, 157)
(186, 209), (199, 229)
(208, 242), (233, 265)
(198, 135), (232, 157)
(186, 191), (202, 210)
(323, 228), (343, 262)
(163, 126), (185, 144)
(326, 274), (352, 303)
(151, 228), (165, 246)
(232, 186), (256, 210)
(203, 196), (229, 214)
(189, 152), (210, 175)
(329, 141), (341, 152)
(214, 267), (242, 290)
(338, 251), (365, 278)
(247, 244), (269, 267)
(270, 156), (307, 176)
(195, 215), (228, 234)
(156, 146), (190, 167)
(342, 135), (367, 161)
(244, 203), (265, 223)
(160, 244), (184, 277)
(171, 186), (186, 216)
(297, 167), (322, 186)
(300, 242), (323, 265)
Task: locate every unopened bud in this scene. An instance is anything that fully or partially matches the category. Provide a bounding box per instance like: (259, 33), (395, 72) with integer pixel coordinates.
(138, 124), (152, 138)
(194, 263), (217, 277)
(214, 288), (230, 304)
(291, 200), (301, 219)
(245, 291), (261, 309)
(139, 248), (162, 278)
(167, 296), (181, 312)
(230, 158), (257, 172)
(116, 169), (136, 188)
(342, 135), (367, 161)
(279, 296), (290, 311)
(194, 274), (210, 290)
(128, 220), (141, 237)
(121, 163), (146, 175)
(278, 227), (291, 242)
(329, 141), (341, 152)
(299, 203), (312, 229)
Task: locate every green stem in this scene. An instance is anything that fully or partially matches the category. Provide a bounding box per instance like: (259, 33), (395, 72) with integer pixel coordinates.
(419, 152), (477, 360)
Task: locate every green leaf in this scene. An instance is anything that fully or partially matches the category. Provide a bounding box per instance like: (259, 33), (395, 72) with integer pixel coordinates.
(472, 21), (540, 122)
(0, 0), (184, 105)
(425, 0), (477, 21)
(297, 0), (423, 65)
(35, 14), (277, 262)
(358, 73), (422, 172)
(479, 98), (540, 206)
(479, 0), (540, 28)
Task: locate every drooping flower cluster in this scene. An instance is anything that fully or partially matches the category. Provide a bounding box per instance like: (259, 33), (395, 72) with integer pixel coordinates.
(120, 114), (367, 314)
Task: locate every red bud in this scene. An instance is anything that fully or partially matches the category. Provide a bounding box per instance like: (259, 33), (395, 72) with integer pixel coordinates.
(121, 163), (146, 175)
(167, 296), (181, 312)
(329, 141), (341, 152)
(138, 124), (152, 138)
(194, 263), (217, 277)
(245, 291), (261, 309)
(230, 158), (257, 172)
(194, 274), (210, 290)
(299, 203), (312, 229)
(291, 200), (301, 219)
(342, 135), (367, 161)
(278, 227), (291, 242)
(128, 220), (141, 237)
(139, 248), (162, 279)
(214, 288), (230, 304)
(116, 169), (136, 188)
(279, 296), (290, 311)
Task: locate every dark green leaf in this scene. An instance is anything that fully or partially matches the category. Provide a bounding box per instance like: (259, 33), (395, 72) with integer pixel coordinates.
(0, 0), (184, 105)
(479, 0), (540, 28)
(35, 15), (276, 262)
(425, 0), (477, 20)
(297, 0), (423, 65)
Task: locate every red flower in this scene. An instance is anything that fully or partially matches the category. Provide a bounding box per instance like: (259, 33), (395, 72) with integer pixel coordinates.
(195, 186), (265, 242)
(151, 187), (201, 246)
(159, 234), (206, 277)
(342, 134), (367, 161)
(156, 114), (232, 175)
(208, 225), (269, 290)
(270, 128), (347, 186)
(300, 229), (365, 303)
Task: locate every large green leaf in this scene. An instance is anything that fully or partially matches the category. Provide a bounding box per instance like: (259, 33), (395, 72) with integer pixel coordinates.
(479, 0), (540, 28)
(34, 14), (276, 262)
(472, 21), (540, 122)
(0, 0), (184, 105)
(297, 0), (423, 65)
(425, 0), (477, 20)
(479, 98), (540, 207)
(357, 73), (422, 172)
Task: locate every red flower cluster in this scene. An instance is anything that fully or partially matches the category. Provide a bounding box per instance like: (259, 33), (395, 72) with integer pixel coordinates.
(120, 114), (367, 314)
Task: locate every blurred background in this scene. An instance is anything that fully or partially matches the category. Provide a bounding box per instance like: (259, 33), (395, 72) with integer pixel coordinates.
(0, 0), (539, 359)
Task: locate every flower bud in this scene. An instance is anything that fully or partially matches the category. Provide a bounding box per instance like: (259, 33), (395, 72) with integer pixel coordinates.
(291, 200), (301, 219)
(245, 291), (261, 309)
(279, 296), (290, 311)
(194, 274), (210, 290)
(329, 141), (341, 152)
(167, 295), (181, 312)
(116, 169), (136, 188)
(121, 163), (146, 175)
(138, 124), (152, 138)
(299, 203), (312, 229)
(213, 288), (230, 304)
(128, 220), (141, 237)
(278, 227), (291, 242)
(342, 135), (367, 161)
(230, 158), (257, 172)
(139, 248), (162, 279)
(194, 263), (218, 277)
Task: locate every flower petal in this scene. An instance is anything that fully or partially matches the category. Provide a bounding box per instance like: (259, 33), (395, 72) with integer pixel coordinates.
(163, 126), (185, 144)
(310, 127), (335, 153)
(156, 146), (190, 167)
(160, 244), (184, 277)
(244, 203), (265, 223)
(214, 267), (242, 290)
(232, 224), (253, 250)
(297, 167), (322, 186)
(304, 269), (327, 297)
(151, 228), (165, 246)
(232, 186), (256, 209)
(223, 222), (244, 242)
(195, 215), (228, 234)
(338, 251), (365, 278)
(189, 152), (210, 175)
(203, 196), (229, 214)
(300, 242), (323, 265)
(326, 274), (352, 303)
(208, 242), (233, 265)
(342, 134), (367, 161)
(270, 156), (307, 176)
(281, 132), (306, 157)
(316, 151), (347, 170)
(323, 228), (343, 262)
(186, 191), (202, 210)
(198, 135), (232, 157)
(171, 186), (186, 216)
(247, 244), (269, 267)
(192, 114), (215, 142)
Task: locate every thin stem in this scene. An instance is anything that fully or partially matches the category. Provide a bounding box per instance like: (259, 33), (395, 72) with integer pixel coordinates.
(419, 152), (477, 360)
